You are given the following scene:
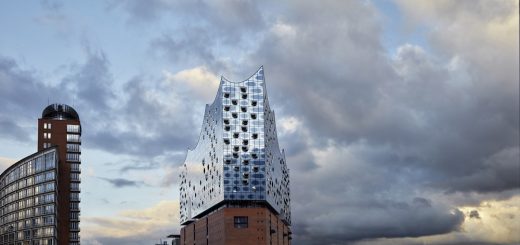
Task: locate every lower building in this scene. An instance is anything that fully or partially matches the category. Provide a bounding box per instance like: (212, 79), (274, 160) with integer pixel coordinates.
(0, 103), (82, 245)
(180, 202), (291, 245)
(0, 147), (59, 245)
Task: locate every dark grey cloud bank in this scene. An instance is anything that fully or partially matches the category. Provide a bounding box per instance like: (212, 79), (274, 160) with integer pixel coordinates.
(122, 1), (517, 244)
(107, 1), (518, 245)
(1, 0), (518, 244)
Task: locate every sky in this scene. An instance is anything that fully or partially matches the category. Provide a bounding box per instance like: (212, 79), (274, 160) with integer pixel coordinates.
(0, 0), (518, 244)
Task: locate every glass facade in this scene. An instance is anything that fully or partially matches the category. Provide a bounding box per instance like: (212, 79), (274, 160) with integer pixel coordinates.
(0, 148), (58, 245)
(180, 67), (291, 224)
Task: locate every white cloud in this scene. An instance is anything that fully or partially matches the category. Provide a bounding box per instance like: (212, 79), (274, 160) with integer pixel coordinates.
(82, 200), (180, 240)
(0, 156), (15, 173)
(164, 66), (220, 102)
(458, 195), (520, 243)
(278, 116), (302, 135)
(271, 21), (297, 40)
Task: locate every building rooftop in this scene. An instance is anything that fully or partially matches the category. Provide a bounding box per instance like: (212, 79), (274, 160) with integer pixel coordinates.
(42, 103), (80, 120)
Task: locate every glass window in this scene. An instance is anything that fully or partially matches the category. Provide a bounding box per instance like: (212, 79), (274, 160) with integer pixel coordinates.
(67, 144), (80, 152)
(234, 216), (248, 228)
(67, 125), (80, 133)
(67, 134), (81, 142)
(66, 153), (80, 162)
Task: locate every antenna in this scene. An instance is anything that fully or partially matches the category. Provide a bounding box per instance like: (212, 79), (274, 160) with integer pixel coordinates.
(47, 97), (49, 106)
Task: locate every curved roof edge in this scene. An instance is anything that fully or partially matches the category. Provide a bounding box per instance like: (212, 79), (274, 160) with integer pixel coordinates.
(0, 146), (58, 180)
(41, 103), (80, 121)
(182, 66), (265, 163)
(220, 66), (264, 84)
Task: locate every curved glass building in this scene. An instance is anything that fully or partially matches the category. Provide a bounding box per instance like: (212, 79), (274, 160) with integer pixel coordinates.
(0, 103), (81, 245)
(180, 67), (291, 244)
(0, 148), (58, 245)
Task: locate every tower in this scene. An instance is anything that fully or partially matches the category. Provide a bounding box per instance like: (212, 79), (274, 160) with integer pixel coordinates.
(179, 67), (291, 244)
(38, 104), (82, 244)
(0, 103), (82, 245)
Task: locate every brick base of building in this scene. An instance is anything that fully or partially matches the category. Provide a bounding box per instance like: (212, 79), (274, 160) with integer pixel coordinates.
(180, 204), (291, 245)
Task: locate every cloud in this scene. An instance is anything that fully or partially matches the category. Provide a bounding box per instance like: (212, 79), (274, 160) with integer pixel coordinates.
(164, 66), (219, 101)
(289, 143), (465, 243)
(150, 30), (220, 69)
(457, 196), (520, 244)
(0, 156), (16, 173)
(159, 165), (182, 187)
(82, 200), (180, 244)
(469, 210), (480, 219)
(83, 68), (203, 158)
(119, 0), (517, 243)
(1, 0), (518, 244)
(98, 177), (145, 188)
(0, 119), (31, 142)
(234, 1), (518, 243)
(0, 56), (59, 142)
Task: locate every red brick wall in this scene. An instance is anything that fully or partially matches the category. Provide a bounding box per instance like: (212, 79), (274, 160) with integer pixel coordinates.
(38, 118), (79, 244)
(180, 206), (290, 245)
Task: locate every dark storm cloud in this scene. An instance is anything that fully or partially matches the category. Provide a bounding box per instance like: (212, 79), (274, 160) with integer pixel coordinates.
(2, 0), (517, 244)
(286, 140), (466, 244)
(237, 0), (517, 243)
(109, 0), (518, 242)
(98, 177), (144, 188)
(247, 0), (518, 193)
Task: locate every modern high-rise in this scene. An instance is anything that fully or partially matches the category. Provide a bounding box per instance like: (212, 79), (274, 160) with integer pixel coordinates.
(0, 103), (81, 245)
(180, 67), (291, 244)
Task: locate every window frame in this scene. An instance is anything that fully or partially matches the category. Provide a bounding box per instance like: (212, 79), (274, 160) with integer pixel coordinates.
(234, 216), (248, 228)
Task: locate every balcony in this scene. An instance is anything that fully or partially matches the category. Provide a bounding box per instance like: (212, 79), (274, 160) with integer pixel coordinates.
(70, 234), (80, 241)
(70, 205), (81, 211)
